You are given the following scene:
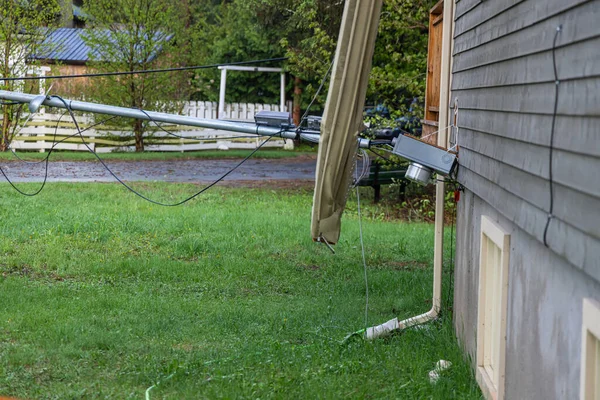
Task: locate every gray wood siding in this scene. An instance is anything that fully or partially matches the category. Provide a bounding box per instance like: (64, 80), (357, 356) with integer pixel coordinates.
(452, 0), (600, 276)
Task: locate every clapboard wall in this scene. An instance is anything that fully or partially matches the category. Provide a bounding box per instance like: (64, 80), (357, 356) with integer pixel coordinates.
(453, 0), (600, 276)
(451, 0), (600, 398)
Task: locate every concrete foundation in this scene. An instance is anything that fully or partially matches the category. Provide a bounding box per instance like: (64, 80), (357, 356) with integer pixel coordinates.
(454, 189), (600, 399)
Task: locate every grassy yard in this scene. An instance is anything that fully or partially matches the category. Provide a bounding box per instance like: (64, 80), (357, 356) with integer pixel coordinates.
(0, 182), (480, 399)
(0, 148), (316, 162)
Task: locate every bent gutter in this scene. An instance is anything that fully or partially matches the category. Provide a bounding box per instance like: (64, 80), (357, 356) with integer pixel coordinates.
(365, 0), (454, 340)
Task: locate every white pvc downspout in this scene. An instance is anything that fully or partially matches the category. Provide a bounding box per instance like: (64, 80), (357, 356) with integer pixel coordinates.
(365, 0), (455, 340)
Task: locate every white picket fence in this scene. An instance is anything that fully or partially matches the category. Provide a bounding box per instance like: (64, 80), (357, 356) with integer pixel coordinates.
(9, 101), (293, 153)
(183, 101), (292, 120)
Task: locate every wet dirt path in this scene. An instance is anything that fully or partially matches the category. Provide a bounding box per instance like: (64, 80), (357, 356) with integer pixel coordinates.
(0, 157), (317, 184)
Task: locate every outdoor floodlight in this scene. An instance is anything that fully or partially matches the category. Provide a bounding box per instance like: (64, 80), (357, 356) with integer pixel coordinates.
(391, 134), (457, 185)
(254, 111), (293, 128)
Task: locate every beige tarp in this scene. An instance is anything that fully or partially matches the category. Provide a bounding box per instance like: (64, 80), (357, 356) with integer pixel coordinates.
(311, 0), (383, 244)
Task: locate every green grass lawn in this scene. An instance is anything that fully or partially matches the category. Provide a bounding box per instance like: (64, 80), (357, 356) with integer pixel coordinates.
(0, 148), (316, 162)
(0, 182), (480, 399)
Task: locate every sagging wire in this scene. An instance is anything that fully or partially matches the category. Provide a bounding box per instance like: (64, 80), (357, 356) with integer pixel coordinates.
(543, 25), (562, 248)
(294, 59), (334, 145)
(444, 189), (458, 314)
(0, 94), (280, 206)
(8, 112), (119, 164)
(0, 112), (58, 194)
(0, 146), (51, 197)
(355, 150), (370, 333)
(53, 94), (279, 207)
(299, 61), (334, 126)
(2, 57), (288, 82)
(353, 148), (371, 186)
(0, 109), (118, 195)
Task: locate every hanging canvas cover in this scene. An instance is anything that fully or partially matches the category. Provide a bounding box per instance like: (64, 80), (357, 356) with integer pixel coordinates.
(311, 0), (383, 244)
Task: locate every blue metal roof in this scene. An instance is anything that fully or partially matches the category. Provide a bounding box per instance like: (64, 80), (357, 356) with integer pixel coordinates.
(36, 28), (94, 63)
(31, 28), (171, 64)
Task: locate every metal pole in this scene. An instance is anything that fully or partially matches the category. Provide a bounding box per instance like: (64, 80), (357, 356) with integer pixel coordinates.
(280, 72), (286, 111)
(0, 90), (372, 148)
(218, 68), (227, 119)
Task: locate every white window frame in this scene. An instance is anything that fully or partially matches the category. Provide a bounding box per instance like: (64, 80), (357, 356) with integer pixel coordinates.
(476, 216), (510, 400)
(581, 298), (600, 400)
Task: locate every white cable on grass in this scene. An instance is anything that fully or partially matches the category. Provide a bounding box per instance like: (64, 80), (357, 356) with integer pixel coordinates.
(145, 371), (176, 400)
(355, 163), (369, 330)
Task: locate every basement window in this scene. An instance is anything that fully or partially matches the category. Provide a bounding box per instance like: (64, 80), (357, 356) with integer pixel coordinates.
(476, 216), (510, 400)
(581, 298), (600, 400)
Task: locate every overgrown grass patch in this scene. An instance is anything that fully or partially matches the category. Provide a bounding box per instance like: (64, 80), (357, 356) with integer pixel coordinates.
(0, 183), (480, 398)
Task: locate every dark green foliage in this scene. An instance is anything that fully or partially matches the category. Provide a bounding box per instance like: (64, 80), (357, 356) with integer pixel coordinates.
(189, 0), (433, 118)
(190, 1), (284, 103)
(369, 0), (436, 117)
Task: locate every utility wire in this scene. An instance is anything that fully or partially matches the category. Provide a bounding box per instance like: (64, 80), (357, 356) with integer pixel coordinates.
(1, 57), (288, 82)
(299, 61), (334, 126)
(543, 25), (562, 248)
(1, 95), (279, 206)
(0, 112), (64, 195)
(0, 149), (51, 197)
(355, 164), (370, 331)
(445, 190), (457, 314)
(53, 95), (279, 206)
(9, 112), (118, 164)
(0, 111), (120, 195)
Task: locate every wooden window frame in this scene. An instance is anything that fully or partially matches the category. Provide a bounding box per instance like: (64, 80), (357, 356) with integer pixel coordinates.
(422, 0), (445, 144)
(581, 298), (600, 400)
(476, 216), (510, 400)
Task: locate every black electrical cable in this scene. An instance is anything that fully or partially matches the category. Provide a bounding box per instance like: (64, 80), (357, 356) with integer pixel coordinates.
(2, 57), (288, 82)
(9, 110), (68, 165)
(0, 110), (118, 194)
(543, 25), (562, 248)
(0, 112), (66, 196)
(292, 60), (334, 143)
(368, 147), (399, 165)
(9, 113), (119, 164)
(50, 95), (279, 207)
(299, 61), (334, 125)
(445, 191), (457, 315)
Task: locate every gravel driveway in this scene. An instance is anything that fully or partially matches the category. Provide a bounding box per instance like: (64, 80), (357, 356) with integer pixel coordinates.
(0, 157), (317, 184)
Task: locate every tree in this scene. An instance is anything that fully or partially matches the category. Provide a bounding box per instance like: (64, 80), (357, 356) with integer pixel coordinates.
(252, 0), (344, 124)
(82, 0), (192, 152)
(368, 0), (436, 117)
(189, 0), (434, 126)
(0, 0), (60, 151)
(189, 0), (284, 104)
(250, 0), (434, 121)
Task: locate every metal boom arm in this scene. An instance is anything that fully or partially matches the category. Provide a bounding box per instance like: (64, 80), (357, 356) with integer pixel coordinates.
(0, 90), (371, 148)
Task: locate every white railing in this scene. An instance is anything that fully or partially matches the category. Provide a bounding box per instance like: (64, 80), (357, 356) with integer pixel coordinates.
(182, 100), (292, 120)
(8, 100), (294, 152)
